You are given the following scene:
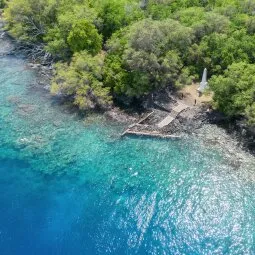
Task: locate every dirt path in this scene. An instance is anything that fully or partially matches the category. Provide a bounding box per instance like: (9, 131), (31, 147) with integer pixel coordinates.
(178, 83), (213, 107)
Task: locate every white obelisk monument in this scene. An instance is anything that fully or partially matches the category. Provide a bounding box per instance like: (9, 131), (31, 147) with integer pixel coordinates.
(198, 68), (208, 95)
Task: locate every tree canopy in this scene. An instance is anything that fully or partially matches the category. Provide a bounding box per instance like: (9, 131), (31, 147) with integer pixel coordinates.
(51, 51), (112, 110)
(210, 62), (255, 124)
(104, 19), (193, 98)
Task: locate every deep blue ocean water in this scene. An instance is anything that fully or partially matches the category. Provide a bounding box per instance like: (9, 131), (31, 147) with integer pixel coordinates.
(0, 43), (255, 254)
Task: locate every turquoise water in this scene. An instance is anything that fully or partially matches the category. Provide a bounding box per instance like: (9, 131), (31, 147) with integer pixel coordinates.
(0, 50), (255, 254)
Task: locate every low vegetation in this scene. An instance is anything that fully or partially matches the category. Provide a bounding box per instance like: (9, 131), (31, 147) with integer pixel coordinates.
(2, 0), (255, 124)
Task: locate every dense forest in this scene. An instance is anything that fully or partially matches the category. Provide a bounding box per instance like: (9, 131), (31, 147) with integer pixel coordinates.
(2, 0), (255, 124)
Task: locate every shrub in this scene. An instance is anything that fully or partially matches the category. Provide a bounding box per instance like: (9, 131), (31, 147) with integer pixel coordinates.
(51, 51), (112, 110)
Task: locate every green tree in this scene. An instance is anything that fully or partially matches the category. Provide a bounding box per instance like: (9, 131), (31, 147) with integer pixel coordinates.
(4, 0), (100, 59)
(51, 51), (112, 110)
(104, 19), (194, 98)
(145, 0), (174, 20)
(67, 19), (102, 55)
(4, 0), (57, 42)
(187, 29), (255, 76)
(96, 0), (144, 39)
(174, 8), (230, 40)
(210, 62), (255, 124)
(246, 104), (255, 125)
(44, 2), (99, 59)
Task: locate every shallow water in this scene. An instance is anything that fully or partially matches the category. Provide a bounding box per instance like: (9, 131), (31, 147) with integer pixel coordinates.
(0, 41), (255, 255)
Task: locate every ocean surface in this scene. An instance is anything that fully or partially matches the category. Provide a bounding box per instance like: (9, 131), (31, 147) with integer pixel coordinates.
(0, 39), (255, 255)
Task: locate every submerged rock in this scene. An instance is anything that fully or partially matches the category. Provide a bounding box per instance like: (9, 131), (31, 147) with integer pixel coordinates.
(7, 95), (21, 104)
(27, 63), (41, 69)
(17, 135), (46, 149)
(17, 104), (37, 116)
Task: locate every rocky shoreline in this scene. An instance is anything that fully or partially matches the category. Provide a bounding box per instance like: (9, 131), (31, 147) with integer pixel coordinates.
(105, 87), (255, 155)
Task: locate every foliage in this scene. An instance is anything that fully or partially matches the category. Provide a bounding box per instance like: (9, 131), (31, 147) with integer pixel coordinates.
(67, 19), (102, 55)
(4, 0), (58, 42)
(51, 51), (112, 110)
(186, 29), (255, 78)
(210, 62), (255, 123)
(145, 1), (173, 19)
(174, 8), (230, 40)
(0, 0), (5, 8)
(96, 0), (144, 39)
(3, 0), (255, 121)
(104, 19), (193, 98)
(4, 0), (101, 58)
(44, 2), (99, 59)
